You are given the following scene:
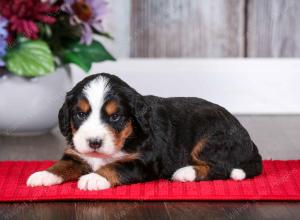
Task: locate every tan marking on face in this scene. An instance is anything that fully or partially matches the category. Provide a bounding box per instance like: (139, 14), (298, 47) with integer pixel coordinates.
(109, 121), (134, 150)
(77, 98), (90, 113)
(105, 100), (118, 116)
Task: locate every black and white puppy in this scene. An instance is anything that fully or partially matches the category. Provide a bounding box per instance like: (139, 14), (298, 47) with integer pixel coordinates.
(27, 73), (262, 190)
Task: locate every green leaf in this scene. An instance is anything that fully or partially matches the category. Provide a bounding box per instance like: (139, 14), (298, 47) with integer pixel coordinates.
(60, 40), (115, 72)
(5, 39), (55, 77)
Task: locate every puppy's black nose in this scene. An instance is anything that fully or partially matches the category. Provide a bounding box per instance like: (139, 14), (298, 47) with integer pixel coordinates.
(88, 139), (103, 150)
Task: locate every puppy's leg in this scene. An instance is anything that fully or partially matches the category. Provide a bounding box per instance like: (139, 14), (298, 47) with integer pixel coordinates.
(78, 157), (145, 191)
(27, 154), (91, 187)
(172, 163), (210, 182)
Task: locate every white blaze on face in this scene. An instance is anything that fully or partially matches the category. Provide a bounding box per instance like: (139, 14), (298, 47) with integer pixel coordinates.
(72, 76), (116, 155)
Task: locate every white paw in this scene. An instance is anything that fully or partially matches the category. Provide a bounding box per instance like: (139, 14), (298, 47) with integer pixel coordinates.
(78, 173), (111, 191)
(230, 168), (246, 181)
(27, 171), (63, 187)
(172, 166), (196, 182)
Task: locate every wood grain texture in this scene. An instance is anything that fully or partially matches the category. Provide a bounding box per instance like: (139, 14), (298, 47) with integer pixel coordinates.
(164, 202), (298, 220)
(130, 0), (246, 57)
(247, 0), (300, 57)
(1, 202), (300, 220)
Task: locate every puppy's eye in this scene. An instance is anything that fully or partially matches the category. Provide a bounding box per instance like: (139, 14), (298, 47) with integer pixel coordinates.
(76, 112), (87, 120)
(110, 113), (120, 122)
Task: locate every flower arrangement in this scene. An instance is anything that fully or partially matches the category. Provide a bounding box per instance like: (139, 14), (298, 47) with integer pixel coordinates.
(0, 0), (114, 78)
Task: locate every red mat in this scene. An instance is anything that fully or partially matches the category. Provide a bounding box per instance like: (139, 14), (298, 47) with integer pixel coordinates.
(1, 160), (300, 202)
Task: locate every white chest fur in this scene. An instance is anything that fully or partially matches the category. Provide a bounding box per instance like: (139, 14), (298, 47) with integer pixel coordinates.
(80, 151), (128, 171)
(81, 156), (108, 171)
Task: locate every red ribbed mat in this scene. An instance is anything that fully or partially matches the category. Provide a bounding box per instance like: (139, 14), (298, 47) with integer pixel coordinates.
(1, 160), (300, 202)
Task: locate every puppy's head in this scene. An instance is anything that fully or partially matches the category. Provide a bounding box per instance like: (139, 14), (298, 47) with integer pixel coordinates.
(58, 73), (148, 157)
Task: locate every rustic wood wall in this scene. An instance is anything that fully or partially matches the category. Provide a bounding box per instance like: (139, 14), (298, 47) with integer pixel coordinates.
(247, 0), (300, 57)
(127, 0), (300, 57)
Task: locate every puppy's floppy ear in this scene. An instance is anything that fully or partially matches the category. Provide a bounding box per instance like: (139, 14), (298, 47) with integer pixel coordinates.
(128, 94), (151, 133)
(58, 93), (73, 139)
(58, 101), (70, 137)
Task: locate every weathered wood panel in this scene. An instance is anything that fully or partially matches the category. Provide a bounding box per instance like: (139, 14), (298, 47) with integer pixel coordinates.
(130, 0), (246, 57)
(247, 0), (300, 57)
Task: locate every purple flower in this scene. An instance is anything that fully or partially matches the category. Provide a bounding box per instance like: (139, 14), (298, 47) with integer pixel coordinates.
(62, 0), (107, 45)
(0, 16), (8, 67)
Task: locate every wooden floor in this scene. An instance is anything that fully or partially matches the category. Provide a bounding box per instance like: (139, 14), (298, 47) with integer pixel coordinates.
(0, 115), (300, 220)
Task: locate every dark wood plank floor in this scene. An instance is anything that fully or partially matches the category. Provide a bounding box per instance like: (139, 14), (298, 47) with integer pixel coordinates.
(0, 115), (300, 220)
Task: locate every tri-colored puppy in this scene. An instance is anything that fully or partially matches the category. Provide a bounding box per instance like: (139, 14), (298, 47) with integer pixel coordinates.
(27, 73), (262, 190)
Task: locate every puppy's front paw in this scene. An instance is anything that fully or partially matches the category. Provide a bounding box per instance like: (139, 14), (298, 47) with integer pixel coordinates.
(78, 173), (111, 191)
(27, 171), (63, 187)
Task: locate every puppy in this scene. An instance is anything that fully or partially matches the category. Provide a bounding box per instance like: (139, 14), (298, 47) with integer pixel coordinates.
(27, 73), (262, 190)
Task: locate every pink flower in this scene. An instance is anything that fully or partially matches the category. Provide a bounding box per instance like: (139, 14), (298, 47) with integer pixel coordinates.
(0, 0), (59, 40)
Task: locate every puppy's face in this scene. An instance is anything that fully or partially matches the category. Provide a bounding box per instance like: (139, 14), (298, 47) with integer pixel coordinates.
(60, 74), (134, 156)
